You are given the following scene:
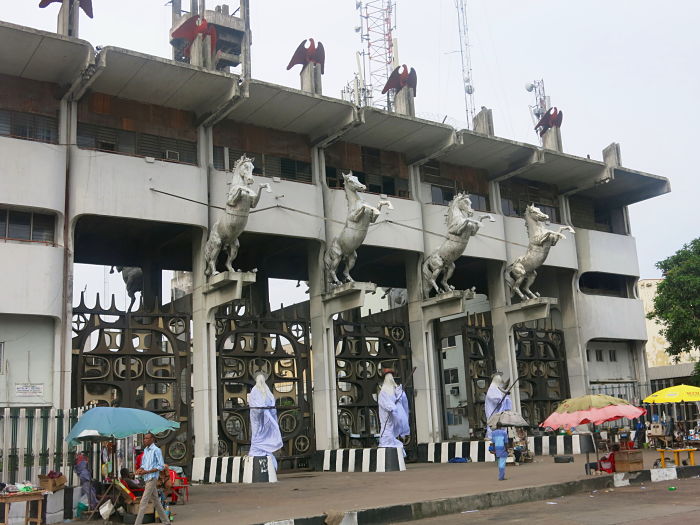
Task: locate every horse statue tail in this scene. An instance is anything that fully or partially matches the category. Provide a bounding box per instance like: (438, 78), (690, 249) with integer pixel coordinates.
(504, 262), (515, 297)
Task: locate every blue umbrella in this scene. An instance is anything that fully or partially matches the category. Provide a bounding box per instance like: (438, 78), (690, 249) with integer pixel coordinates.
(66, 407), (180, 445)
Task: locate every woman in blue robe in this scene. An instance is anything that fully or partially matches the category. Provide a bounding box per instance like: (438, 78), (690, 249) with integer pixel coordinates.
(248, 372), (283, 470)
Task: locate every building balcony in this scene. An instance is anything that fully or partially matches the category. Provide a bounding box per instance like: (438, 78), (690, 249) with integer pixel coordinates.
(209, 171), (325, 241)
(576, 294), (647, 343)
(326, 189), (423, 253)
(504, 216), (578, 270)
(575, 228), (640, 276)
(0, 241), (63, 318)
(422, 204), (506, 262)
(70, 147), (207, 228)
(0, 136), (66, 214)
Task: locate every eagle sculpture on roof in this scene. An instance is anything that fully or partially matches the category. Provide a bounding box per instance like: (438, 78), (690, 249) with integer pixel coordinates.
(382, 65), (417, 96)
(534, 107), (563, 137)
(170, 15), (218, 58)
(39, 0), (93, 18)
(286, 38), (325, 74)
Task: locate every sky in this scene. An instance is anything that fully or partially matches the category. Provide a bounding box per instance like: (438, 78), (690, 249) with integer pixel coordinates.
(3, 0), (698, 304)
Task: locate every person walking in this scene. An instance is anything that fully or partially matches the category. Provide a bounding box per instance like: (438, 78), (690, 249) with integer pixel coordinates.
(134, 432), (170, 525)
(491, 422), (509, 481)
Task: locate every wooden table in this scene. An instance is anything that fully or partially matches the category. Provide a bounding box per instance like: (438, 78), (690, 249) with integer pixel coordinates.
(657, 447), (697, 467)
(0, 491), (44, 525)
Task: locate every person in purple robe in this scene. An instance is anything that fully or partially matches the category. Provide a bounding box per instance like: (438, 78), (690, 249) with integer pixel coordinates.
(248, 372), (283, 469)
(378, 369), (410, 455)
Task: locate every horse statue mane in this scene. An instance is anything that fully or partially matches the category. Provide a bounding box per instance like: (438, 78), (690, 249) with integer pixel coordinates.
(110, 266), (143, 312)
(421, 193), (493, 299)
(505, 204), (575, 300)
(204, 154), (270, 276)
(324, 171), (391, 287)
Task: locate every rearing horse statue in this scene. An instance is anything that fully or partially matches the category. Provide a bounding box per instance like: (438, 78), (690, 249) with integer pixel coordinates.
(324, 172), (390, 287)
(505, 204), (575, 300)
(204, 154), (270, 276)
(422, 193), (493, 299)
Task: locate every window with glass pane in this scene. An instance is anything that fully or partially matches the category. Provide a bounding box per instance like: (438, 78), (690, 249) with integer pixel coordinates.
(8, 210), (31, 240)
(443, 368), (459, 384)
(32, 213), (55, 242)
(0, 208), (7, 237)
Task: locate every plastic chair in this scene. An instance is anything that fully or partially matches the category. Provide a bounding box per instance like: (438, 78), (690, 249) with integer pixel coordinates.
(171, 472), (190, 504)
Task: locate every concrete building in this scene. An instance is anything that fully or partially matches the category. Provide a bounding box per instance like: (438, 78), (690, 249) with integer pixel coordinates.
(0, 3), (670, 472)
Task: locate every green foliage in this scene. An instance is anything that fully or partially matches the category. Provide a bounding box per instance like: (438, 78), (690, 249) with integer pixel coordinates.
(648, 238), (700, 358)
(689, 361), (700, 388)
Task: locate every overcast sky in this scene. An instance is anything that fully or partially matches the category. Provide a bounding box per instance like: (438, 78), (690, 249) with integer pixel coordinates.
(4, 1), (698, 297)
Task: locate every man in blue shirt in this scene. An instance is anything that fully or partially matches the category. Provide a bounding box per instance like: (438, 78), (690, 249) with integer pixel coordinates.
(134, 432), (170, 524)
(491, 422), (509, 481)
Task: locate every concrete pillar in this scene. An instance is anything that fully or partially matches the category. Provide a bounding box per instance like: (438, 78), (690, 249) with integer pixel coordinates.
(472, 107), (494, 136)
(558, 272), (587, 397)
(300, 63), (323, 95)
(542, 126), (563, 152)
(393, 88), (415, 117)
(603, 142), (622, 167)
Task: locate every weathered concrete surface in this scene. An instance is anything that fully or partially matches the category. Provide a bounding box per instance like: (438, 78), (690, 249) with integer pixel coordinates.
(172, 452), (632, 524)
(408, 477), (700, 524)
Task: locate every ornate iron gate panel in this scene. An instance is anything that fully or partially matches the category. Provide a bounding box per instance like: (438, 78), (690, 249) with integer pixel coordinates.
(514, 325), (569, 427)
(215, 303), (314, 470)
(72, 295), (192, 468)
(333, 307), (416, 457)
(437, 313), (495, 439)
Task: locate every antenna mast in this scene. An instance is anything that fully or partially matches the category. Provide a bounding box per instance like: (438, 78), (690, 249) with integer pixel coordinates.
(355, 1), (396, 110)
(525, 79), (549, 141)
(455, 0), (476, 127)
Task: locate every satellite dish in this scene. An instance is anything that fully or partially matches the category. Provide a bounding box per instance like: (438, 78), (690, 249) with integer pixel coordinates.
(465, 84), (474, 95)
(525, 82), (535, 92)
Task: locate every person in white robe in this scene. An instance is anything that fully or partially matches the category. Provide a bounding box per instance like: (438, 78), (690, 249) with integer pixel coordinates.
(378, 371), (410, 455)
(484, 372), (512, 439)
(248, 372), (283, 469)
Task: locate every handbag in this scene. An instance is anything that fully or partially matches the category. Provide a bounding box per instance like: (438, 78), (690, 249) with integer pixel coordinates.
(488, 443), (495, 454)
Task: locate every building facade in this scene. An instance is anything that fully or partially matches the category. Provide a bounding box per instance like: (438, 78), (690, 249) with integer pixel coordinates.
(0, 8), (670, 470)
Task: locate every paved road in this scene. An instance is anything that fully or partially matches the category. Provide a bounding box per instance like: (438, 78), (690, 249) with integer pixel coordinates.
(405, 478), (700, 524)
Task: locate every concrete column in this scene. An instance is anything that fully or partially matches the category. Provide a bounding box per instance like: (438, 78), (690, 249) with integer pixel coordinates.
(393, 88), (415, 117)
(558, 272), (587, 397)
(300, 63), (322, 95)
(472, 107), (494, 136)
(308, 242), (339, 450)
(542, 127), (563, 152)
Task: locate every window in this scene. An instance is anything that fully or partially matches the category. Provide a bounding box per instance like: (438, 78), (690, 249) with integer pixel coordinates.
(0, 109), (58, 144)
(0, 208), (55, 243)
(595, 349), (604, 362)
(586, 349), (590, 362)
(213, 146), (226, 170)
(443, 368), (459, 384)
(77, 123), (197, 165)
(609, 350), (617, 362)
(431, 185), (454, 206)
(446, 407), (463, 426)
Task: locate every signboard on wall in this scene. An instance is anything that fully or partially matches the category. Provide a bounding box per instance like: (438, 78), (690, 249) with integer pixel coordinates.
(15, 383), (44, 397)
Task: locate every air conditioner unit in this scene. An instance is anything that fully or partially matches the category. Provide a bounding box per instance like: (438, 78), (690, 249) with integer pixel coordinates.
(164, 150), (180, 161)
(450, 386), (459, 396)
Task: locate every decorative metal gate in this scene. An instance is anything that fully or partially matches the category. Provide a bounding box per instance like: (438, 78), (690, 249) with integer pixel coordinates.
(215, 302), (314, 470)
(334, 306), (416, 457)
(72, 294), (192, 468)
(514, 324), (569, 426)
(436, 313), (495, 439)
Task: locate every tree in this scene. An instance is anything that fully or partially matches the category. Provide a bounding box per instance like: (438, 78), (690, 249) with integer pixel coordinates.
(648, 238), (700, 359)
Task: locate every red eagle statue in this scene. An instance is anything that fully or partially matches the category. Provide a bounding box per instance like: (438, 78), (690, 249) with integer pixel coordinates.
(171, 15), (218, 58)
(534, 107), (563, 137)
(39, 0), (93, 18)
(286, 38), (325, 74)
(382, 65), (417, 96)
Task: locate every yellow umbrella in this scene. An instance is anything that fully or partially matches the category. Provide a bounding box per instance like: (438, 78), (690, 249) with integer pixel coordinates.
(643, 384), (700, 403)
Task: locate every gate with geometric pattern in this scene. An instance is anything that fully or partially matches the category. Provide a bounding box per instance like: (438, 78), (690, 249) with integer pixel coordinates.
(514, 324), (569, 427)
(72, 294), (193, 468)
(215, 302), (314, 471)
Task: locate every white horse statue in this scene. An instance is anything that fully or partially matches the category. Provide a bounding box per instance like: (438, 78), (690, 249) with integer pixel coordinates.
(422, 193), (493, 299)
(324, 172), (391, 287)
(505, 204), (575, 300)
(204, 154), (270, 276)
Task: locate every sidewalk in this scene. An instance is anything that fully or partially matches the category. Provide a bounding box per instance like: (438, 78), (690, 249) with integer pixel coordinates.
(173, 451), (664, 524)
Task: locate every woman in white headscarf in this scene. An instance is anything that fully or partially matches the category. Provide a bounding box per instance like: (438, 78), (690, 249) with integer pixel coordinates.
(248, 372), (283, 469)
(378, 369), (410, 455)
(484, 371), (512, 439)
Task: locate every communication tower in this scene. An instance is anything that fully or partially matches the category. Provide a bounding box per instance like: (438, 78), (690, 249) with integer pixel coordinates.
(455, 0), (476, 127)
(525, 79), (549, 125)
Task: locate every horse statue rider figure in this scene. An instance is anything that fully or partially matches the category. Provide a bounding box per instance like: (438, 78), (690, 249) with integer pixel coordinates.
(204, 154), (270, 277)
(505, 204), (575, 300)
(324, 172), (391, 287)
(422, 193), (493, 299)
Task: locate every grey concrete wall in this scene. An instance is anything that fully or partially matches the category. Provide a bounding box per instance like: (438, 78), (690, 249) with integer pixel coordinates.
(576, 295), (647, 343)
(0, 314), (55, 407)
(504, 216), (578, 270)
(576, 228), (640, 276)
